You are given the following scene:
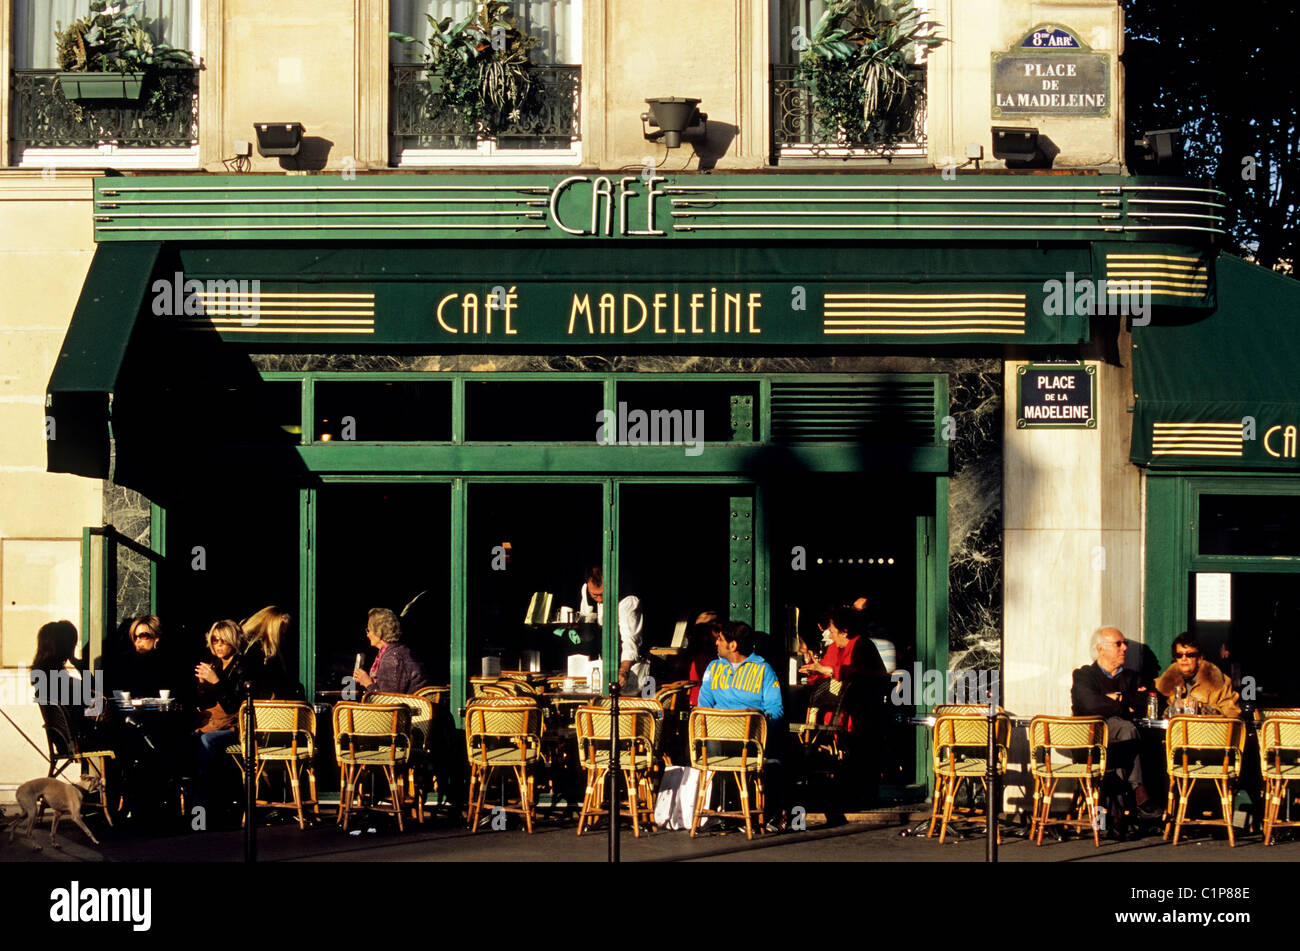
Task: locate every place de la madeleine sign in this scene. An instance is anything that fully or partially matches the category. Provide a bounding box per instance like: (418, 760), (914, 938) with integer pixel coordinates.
(992, 25), (1111, 118)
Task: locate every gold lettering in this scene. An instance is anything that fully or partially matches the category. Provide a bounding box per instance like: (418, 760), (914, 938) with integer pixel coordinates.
(461, 293), (478, 334)
(724, 292), (741, 333)
(503, 286), (518, 335)
(653, 293), (668, 334)
(690, 293), (704, 334)
(623, 293), (648, 334)
(1287, 425), (1298, 459)
(747, 292), (763, 334)
(436, 293), (458, 334)
(710, 286), (717, 334)
(568, 294), (594, 334)
(673, 294), (685, 334)
(599, 293), (616, 333)
(1265, 425), (1283, 458)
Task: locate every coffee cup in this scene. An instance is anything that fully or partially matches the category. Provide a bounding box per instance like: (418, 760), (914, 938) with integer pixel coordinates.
(120, 691), (131, 704)
(159, 689), (172, 701)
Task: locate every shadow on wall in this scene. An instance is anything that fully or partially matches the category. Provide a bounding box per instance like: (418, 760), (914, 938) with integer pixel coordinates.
(279, 137), (335, 172)
(692, 121), (737, 171)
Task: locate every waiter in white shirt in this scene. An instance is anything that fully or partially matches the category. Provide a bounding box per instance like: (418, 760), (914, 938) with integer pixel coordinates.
(579, 565), (647, 694)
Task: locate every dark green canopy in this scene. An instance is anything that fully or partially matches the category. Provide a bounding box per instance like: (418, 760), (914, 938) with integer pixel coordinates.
(1131, 255), (1300, 470)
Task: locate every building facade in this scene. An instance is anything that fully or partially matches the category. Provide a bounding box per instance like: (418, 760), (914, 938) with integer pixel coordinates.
(4, 1), (1289, 806)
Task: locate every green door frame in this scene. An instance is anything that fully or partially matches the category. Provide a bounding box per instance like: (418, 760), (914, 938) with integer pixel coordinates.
(1144, 471), (1300, 661)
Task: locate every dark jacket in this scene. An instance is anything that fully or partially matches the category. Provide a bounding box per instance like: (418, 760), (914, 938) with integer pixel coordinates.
(242, 642), (304, 701)
(1071, 662), (1141, 719)
(107, 646), (190, 703)
(366, 642), (430, 696)
(195, 653), (249, 731)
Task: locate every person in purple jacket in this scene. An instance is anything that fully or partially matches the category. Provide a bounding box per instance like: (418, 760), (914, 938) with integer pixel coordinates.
(353, 607), (430, 695)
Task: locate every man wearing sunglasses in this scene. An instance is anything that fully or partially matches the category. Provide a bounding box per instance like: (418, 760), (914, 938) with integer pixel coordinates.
(1154, 632), (1241, 717)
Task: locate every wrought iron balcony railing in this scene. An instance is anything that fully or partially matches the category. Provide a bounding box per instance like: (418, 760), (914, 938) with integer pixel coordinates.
(390, 62), (580, 152)
(9, 68), (199, 151)
(770, 63), (927, 159)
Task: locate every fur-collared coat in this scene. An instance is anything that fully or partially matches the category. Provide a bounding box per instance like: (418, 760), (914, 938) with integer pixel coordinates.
(1155, 658), (1241, 717)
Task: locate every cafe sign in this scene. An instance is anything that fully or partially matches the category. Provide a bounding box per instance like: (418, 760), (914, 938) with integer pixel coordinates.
(1017, 362), (1096, 428)
(992, 25), (1110, 118)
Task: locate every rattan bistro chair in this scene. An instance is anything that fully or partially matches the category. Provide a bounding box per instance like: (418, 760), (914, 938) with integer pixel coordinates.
(464, 699), (544, 833)
(236, 700), (320, 829)
(365, 692), (436, 823)
(333, 702), (412, 832)
(40, 704), (117, 826)
(1258, 714), (1300, 845)
(688, 708), (767, 840)
(927, 711), (1011, 844)
(575, 702), (661, 836)
(1028, 716), (1108, 846)
(1164, 715), (1247, 846)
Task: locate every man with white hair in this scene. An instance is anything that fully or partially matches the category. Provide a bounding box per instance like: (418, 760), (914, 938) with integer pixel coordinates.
(1070, 627), (1160, 831)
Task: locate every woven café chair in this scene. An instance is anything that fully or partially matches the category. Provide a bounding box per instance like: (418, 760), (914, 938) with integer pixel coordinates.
(470, 677), (508, 698)
(1258, 715), (1300, 846)
(574, 704), (660, 837)
(40, 703), (117, 826)
(414, 685), (450, 708)
(1163, 715), (1247, 846)
(927, 711), (1011, 844)
(688, 708), (767, 840)
(464, 699), (544, 833)
(365, 692), (436, 824)
(1027, 716), (1108, 846)
(236, 700), (320, 829)
(333, 702), (411, 832)
(654, 681), (693, 766)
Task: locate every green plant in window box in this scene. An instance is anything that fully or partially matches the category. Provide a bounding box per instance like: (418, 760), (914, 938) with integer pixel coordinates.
(391, 1), (541, 134)
(797, 0), (944, 150)
(55, 0), (196, 116)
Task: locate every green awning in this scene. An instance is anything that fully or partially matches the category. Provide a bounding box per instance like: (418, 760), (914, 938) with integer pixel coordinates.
(47, 242), (160, 477)
(1131, 255), (1300, 470)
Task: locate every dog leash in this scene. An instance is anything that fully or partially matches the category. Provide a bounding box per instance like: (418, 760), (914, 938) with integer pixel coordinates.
(0, 707), (49, 762)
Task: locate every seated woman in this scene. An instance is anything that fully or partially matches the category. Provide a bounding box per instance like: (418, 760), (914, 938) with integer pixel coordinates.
(685, 611), (721, 707)
(352, 607), (430, 695)
(1154, 631), (1242, 717)
(30, 619), (109, 748)
(799, 606), (887, 720)
(192, 620), (248, 815)
(241, 606), (304, 701)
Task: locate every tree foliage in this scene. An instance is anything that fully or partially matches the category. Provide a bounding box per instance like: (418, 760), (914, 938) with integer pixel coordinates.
(1121, 0), (1298, 272)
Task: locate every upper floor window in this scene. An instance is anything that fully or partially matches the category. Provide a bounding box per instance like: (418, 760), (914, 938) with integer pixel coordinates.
(769, 0), (935, 163)
(10, 0), (201, 167)
(389, 0), (581, 166)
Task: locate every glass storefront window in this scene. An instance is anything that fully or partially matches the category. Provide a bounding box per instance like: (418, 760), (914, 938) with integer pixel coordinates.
(1198, 494), (1300, 557)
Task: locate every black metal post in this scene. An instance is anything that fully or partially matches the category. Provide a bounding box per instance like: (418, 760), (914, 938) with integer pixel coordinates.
(608, 681), (620, 863)
(243, 682), (256, 864)
(985, 706), (998, 863)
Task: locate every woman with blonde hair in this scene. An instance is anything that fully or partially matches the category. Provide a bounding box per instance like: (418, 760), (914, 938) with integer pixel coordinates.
(241, 606), (302, 700)
(192, 619), (248, 818)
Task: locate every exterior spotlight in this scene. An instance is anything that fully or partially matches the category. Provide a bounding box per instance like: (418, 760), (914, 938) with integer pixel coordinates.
(991, 126), (1040, 165)
(254, 122), (305, 157)
(641, 98), (706, 149)
(1133, 128), (1183, 173)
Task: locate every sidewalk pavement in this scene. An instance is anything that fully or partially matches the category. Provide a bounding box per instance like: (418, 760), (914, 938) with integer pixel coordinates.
(5, 809), (1298, 863)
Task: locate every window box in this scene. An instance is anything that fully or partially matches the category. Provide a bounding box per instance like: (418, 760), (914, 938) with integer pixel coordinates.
(390, 62), (580, 163)
(57, 70), (146, 100)
(10, 67), (199, 152)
